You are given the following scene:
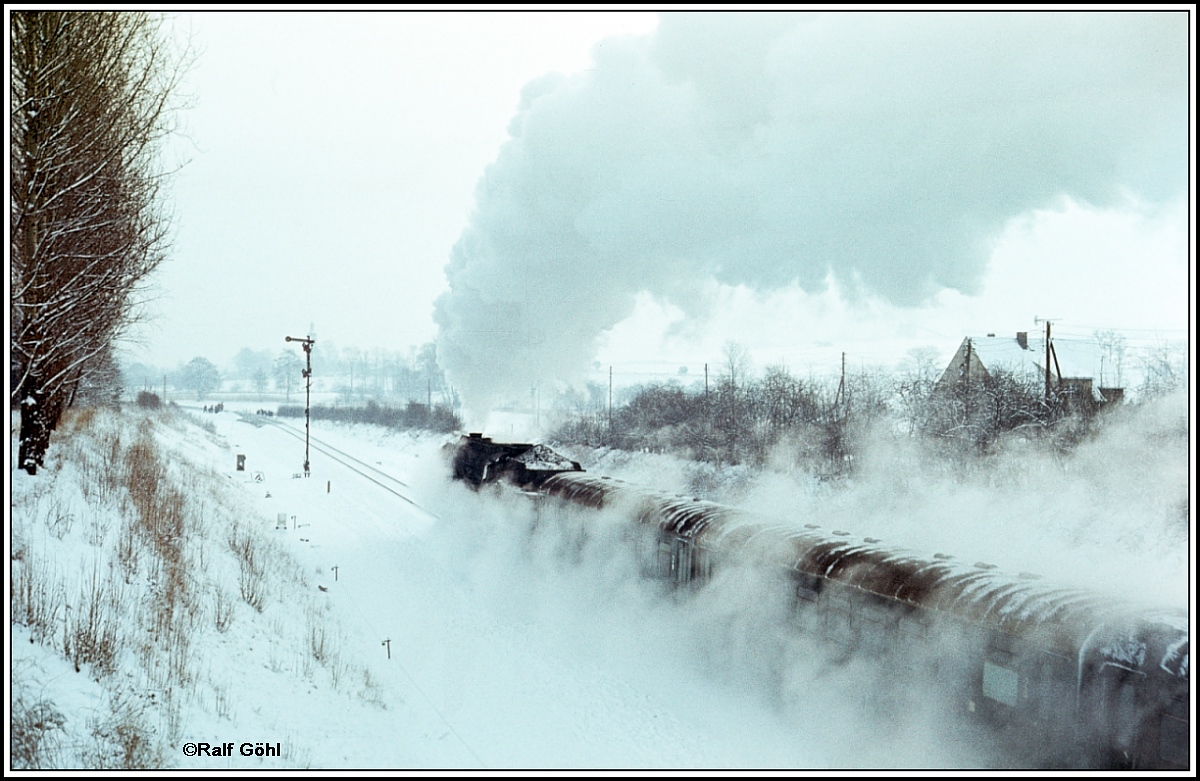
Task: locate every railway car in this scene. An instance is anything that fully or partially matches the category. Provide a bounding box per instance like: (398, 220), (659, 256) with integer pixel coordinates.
(449, 434), (1191, 770)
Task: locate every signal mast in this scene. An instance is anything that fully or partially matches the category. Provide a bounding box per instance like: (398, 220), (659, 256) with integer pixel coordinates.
(285, 335), (315, 475)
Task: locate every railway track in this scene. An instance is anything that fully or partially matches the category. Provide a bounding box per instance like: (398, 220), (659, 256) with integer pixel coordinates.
(242, 413), (433, 514)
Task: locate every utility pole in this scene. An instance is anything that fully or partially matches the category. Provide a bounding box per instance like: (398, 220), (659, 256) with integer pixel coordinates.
(1044, 320), (1051, 405)
(1034, 318), (1053, 407)
(835, 352), (846, 414)
(964, 338), (972, 422)
(608, 366), (613, 431)
(285, 335), (315, 476)
(1033, 316), (1066, 412)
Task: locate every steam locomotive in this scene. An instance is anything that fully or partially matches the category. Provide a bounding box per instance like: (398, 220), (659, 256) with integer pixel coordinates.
(450, 433), (1190, 769)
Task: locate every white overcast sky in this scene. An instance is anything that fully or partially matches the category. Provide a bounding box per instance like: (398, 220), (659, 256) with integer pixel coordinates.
(113, 9), (1190, 401)
(126, 10), (661, 368)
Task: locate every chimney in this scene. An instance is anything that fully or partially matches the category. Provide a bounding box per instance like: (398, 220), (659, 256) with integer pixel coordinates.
(1016, 331), (1028, 350)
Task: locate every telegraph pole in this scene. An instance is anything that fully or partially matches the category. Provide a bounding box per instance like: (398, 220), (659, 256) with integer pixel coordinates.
(1044, 320), (1051, 405)
(1034, 318), (1054, 407)
(285, 335), (315, 476)
(964, 338), (972, 422)
(835, 352), (846, 413)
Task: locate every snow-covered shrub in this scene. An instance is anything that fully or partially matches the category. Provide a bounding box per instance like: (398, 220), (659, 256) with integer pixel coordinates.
(10, 693), (66, 769)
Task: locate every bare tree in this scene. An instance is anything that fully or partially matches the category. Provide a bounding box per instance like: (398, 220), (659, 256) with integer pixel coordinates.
(717, 341), (751, 460)
(231, 347), (273, 381)
(274, 350), (302, 401)
(892, 347), (941, 436)
(180, 356), (220, 400)
(70, 343), (124, 409)
(1093, 329), (1127, 389)
(11, 12), (189, 473)
(252, 367), (269, 397)
(1137, 341), (1185, 401)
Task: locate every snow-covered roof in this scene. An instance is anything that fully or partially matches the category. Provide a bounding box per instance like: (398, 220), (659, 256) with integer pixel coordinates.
(961, 336), (1044, 381)
(939, 333), (1117, 399)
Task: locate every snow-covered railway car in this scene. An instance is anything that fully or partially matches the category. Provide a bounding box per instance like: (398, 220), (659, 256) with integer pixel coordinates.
(449, 434), (1190, 770)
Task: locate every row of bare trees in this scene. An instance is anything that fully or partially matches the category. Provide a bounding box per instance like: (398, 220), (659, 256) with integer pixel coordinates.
(11, 12), (187, 473)
(224, 341), (452, 405)
(552, 362), (887, 473)
(551, 351), (1126, 475)
(277, 399), (463, 435)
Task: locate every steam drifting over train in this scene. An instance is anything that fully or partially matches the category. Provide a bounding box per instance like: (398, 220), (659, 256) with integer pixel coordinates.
(450, 433), (1189, 770)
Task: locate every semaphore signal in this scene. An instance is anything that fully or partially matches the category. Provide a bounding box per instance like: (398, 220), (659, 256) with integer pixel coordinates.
(285, 335), (315, 476)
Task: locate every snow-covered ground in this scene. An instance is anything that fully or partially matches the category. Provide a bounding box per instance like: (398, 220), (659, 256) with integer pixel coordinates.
(5, 405), (926, 769)
(9, 396), (1190, 770)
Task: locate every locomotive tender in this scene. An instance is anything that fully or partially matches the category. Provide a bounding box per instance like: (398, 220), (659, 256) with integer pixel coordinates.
(450, 433), (1190, 769)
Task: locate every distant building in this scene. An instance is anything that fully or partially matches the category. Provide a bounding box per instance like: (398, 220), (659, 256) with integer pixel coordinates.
(935, 331), (1123, 415)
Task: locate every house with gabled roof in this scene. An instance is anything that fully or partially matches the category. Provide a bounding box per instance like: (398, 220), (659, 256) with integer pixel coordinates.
(935, 330), (1123, 415)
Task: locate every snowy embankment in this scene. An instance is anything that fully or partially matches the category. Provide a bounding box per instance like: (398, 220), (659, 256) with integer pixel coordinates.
(11, 407), (402, 769)
(13, 404), (962, 769)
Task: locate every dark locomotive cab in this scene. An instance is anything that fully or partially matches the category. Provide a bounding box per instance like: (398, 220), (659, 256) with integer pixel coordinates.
(451, 432), (582, 489)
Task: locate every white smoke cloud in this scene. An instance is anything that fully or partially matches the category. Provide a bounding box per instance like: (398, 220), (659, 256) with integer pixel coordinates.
(421, 477), (993, 767)
(436, 11), (1187, 417)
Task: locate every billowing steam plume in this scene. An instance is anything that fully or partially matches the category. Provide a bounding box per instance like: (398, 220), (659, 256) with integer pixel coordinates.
(435, 12), (1186, 417)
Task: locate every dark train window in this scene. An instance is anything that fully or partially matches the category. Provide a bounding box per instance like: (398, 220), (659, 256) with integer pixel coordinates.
(1094, 666), (1144, 754)
(657, 540), (673, 579)
(638, 530), (660, 577)
(823, 587), (851, 612)
(1163, 693), (1189, 719)
(1160, 713), (1188, 765)
(899, 610), (931, 640)
(1032, 653), (1074, 721)
(819, 586), (854, 645)
(1111, 680), (1139, 752)
(859, 615), (887, 656)
(795, 574), (820, 604)
(854, 599), (894, 656)
(674, 540), (692, 584)
(693, 546), (712, 583)
(827, 609), (853, 645)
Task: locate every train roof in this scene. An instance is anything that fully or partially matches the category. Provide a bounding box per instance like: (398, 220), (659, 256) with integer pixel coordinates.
(540, 472), (1189, 676)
